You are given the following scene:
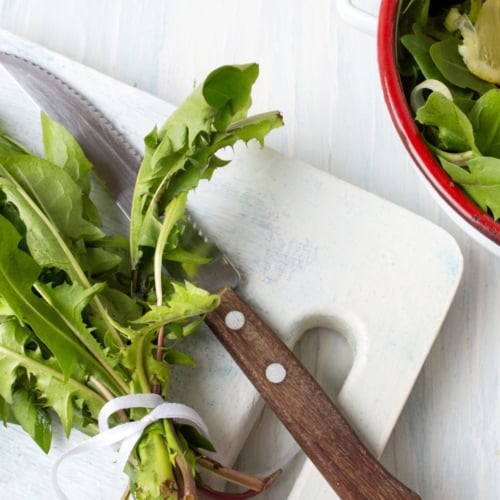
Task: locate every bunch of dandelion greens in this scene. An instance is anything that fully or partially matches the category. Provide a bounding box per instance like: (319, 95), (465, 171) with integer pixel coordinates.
(0, 63), (283, 499)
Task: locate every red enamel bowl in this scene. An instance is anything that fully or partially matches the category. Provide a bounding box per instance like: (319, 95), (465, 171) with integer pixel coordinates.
(377, 0), (500, 250)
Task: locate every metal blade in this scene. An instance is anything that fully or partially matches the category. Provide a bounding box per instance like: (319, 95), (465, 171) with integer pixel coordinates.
(0, 51), (239, 291)
(0, 52), (138, 214)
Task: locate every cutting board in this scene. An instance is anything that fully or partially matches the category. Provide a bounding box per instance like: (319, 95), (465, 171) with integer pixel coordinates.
(0, 30), (463, 499)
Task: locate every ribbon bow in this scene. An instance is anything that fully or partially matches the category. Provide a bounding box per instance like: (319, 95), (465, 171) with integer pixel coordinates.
(52, 393), (210, 499)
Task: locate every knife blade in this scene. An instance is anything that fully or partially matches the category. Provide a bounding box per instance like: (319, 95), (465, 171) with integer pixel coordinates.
(0, 52), (420, 500)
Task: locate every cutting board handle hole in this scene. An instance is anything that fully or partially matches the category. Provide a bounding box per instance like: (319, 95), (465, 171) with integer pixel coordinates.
(293, 321), (354, 400)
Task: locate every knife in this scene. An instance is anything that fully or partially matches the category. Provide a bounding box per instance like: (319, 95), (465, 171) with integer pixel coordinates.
(0, 52), (420, 500)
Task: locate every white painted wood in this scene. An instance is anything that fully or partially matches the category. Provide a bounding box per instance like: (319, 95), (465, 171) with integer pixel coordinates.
(0, 1), (497, 499)
(0, 32), (460, 498)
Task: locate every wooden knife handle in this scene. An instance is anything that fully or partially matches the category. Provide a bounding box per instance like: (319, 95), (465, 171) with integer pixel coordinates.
(205, 287), (420, 500)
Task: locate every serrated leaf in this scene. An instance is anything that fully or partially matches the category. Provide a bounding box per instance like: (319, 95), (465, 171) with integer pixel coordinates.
(0, 64), (282, 492)
(0, 216), (117, 384)
(133, 281), (219, 334)
(130, 64), (283, 269)
(0, 320), (21, 403)
(0, 158), (125, 349)
(0, 319), (106, 437)
(11, 387), (52, 452)
(36, 280), (128, 395)
(224, 110), (284, 146)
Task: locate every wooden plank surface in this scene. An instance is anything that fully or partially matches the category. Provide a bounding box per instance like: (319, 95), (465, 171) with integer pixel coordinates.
(0, 1), (498, 499)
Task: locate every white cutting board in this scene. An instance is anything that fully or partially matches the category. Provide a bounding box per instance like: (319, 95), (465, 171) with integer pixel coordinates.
(0, 30), (462, 499)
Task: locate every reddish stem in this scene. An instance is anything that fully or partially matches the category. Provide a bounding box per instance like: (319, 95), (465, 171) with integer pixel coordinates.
(198, 487), (265, 499)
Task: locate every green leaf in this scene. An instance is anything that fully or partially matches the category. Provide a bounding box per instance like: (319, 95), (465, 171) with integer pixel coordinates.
(163, 247), (212, 265)
(0, 64), (283, 493)
(80, 246), (122, 276)
(0, 393), (10, 423)
(36, 280), (129, 394)
(99, 287), (143, 325)
(0, 160), (125, 349)
(1, 155), (104, 242)
(127, 422), (172, 499)
(225, 111), (284, 146)
(429, 38), (495, 95)
(416, 91), (477, 152)
(441, 156), (500, 218)
(120, 331), (169, 395)
(11, 387), (52, 453)
(133, 281), (219, 335)
(0, 162), (82, 274)
(401, 33), (444, 81)
(0, 319), (106, 437)
(129, 64), (283, 269)
(468, 89), (500, 157)
(202, 63), (259, 131)
(0, 320), (21, 403)
(0, 296), (15, 317)
(163, 350), (195, 366)
(0, 131), (30, 161)
(177, 424), (215, 452)
(0, 216), (115, 383)
(41, 112), (93, 195)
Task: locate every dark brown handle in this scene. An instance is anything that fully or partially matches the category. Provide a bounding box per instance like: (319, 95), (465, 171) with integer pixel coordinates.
(205, 287), (420, 500)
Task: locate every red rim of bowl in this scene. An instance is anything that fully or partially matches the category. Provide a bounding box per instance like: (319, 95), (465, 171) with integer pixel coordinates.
(377, 0), (500, 246)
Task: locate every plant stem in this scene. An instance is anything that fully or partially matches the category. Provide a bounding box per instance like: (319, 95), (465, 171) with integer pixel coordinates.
(196, 456), (282, 493)
(152, 324), (166, 395)
(136, 332), (153, 393)
(163, 419), (197, 499)
(152, 431), (177, 499)
(175, 453), (197, 499)
(88, 375), (128, 422)
(153, 193), (187, 302)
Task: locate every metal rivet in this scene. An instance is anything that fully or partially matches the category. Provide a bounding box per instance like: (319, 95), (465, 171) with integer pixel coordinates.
(225, 310), (245, 330)
(266, 363), (287, 384)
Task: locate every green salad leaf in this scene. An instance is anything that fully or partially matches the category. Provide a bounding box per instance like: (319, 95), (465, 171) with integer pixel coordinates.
(468, 88), (500, 156)
(0, 63), (283, 499)
(398, 0), (500, 220)
(415, 90), (477, 151)
(429, 37), (494, 94)
(442, 156), (500, 218)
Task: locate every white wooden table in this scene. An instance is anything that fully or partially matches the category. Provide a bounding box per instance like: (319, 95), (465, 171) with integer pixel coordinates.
(0, 1), (498, 499)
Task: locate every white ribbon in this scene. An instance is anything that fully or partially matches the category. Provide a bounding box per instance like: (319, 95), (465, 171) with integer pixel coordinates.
(52, 393), (210, 499)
